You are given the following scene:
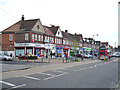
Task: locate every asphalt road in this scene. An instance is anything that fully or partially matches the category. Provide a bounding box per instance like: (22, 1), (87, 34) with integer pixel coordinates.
(1, 58), (119, 89)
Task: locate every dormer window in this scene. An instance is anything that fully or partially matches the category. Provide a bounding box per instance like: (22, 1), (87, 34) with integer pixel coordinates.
(58, 32), (59, 35)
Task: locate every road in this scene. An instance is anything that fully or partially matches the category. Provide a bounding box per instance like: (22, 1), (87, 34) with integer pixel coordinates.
(0, 58), (119, 89)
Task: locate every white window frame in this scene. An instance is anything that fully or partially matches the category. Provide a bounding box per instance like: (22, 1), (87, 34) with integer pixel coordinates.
(32, 34), (34, 42)
(41, 36), (43, 41)
(35, 34), (37, 41)
(25, 33), (29, 41)
(38, 35), (40, 41)
(9, 34), (13, 41)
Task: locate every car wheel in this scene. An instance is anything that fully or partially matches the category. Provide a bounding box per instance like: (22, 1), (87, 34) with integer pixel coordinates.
(3, 58), (6, 61)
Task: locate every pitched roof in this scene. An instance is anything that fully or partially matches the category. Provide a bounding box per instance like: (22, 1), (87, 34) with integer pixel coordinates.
(47, 25), (59, 35)
(43, 25), (54, 36)
(2, 19), (39, 32)
(68, 33), (77, 41)
(62, 31), (73, 40)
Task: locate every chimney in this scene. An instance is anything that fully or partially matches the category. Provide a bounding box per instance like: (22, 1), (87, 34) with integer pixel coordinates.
(50, 24), (55, 27)
(65, 30), (68, 33)
(75, 33), (77, 35)
(21, 15), (24, 21)
(20, 15), (25, 30)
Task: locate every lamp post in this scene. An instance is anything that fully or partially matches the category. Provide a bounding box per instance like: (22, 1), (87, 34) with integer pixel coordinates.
(92, 34), (98, 59)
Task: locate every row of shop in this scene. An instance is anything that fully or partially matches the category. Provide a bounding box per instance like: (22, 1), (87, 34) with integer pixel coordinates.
(13, 43), (98, 58)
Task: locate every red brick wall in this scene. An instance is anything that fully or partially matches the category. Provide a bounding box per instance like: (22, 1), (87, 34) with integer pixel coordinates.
(2, 33), (15, 51)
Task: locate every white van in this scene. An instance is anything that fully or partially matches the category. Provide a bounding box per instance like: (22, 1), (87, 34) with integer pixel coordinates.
(0, 52), (13, 61)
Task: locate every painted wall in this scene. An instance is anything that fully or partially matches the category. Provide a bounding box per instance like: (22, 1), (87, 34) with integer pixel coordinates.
(32, 20), (45, 33)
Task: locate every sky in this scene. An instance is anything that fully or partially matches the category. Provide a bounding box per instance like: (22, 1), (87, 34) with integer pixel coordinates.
(0, 0), (119, 47)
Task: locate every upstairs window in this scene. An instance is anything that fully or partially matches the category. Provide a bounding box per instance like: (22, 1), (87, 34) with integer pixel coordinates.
(9, 34), (13, 41)
(37, 25), (40, 30)
(38, 35), (40, 41)
(25, 33), (29, 40)
(32, 34), (34, 42)
(35, 34), (37, 41)
(41, 36), (43, 41)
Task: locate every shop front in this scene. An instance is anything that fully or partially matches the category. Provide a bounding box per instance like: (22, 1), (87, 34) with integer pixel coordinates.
(14, 43), (45, 58)
(83, 47), (92, 55)
(56, 45), (63, 57)
(63, 46), (71, 57)
(44, 44), (56, 58)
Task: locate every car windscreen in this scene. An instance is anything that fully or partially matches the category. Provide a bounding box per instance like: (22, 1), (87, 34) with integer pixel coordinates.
(99, 46), (106, 50)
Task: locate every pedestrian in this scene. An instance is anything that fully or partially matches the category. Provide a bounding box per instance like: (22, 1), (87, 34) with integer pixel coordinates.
(65, 52), (68, 62)
(50, 51), (52, 59)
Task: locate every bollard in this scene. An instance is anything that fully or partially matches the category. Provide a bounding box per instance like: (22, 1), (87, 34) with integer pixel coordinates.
(63, 57), (64, 63)
(81, 57), (83, 61)
(19, 57), (21, 61)
(34, 56), (35, 62)
(27, 56), (28, 62)
(42, 57), (43, 62)
(66, 58), (67, 63)
(48, 56), (50, 63)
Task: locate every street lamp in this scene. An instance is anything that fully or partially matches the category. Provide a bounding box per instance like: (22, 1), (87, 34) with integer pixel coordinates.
(92, 34), (98, 59)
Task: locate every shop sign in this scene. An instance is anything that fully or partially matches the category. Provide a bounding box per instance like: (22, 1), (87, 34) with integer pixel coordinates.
(45, 44), (55, 49)
(15, 43), (44, 47)
(56, 45), (63, 49)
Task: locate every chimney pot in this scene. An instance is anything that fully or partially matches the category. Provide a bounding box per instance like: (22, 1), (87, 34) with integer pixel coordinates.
(65, 30), (68, 33)
(21, 15), (24, 21)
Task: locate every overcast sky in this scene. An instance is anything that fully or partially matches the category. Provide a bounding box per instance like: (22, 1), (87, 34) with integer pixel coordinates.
(0, 0), (118, 47)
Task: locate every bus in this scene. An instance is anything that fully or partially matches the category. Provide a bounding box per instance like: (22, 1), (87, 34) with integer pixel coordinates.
(98, 45), (110, 60)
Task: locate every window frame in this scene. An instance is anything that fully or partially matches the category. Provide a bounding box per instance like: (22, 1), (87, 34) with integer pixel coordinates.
(25, 33), (29, 41)
(9, 34), (13, 42)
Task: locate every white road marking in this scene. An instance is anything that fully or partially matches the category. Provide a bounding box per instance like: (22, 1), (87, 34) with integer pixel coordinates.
(88, 66), (94, 69)
(43, 76), (55, 80)
(94, 65), (97, 67)
(55, 73), (66, 77)
(41, 73), (54, 76)
(9, 84), (26, 89)
(0, 81), (16, 87)
(75, 68), (87, 71)
(42, 66), (46, 67)
(23, 76), (40, 80)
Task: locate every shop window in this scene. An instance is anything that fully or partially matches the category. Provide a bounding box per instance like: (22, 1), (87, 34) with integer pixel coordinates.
(25, 33), (29, 40)
(27, 49), (32, 55)
(16, 49), (24, 56)
(9, 34), (13, 42)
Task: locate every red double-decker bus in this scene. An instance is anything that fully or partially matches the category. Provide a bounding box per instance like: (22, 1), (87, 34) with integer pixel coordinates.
(98, 45), (111, 60)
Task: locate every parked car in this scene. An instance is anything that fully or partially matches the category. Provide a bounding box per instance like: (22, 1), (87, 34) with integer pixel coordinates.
(112, 52), (120, 57)
(86, 54), (92, 58)
(0, 53), (13, 61)
(76, 54), (84, 58)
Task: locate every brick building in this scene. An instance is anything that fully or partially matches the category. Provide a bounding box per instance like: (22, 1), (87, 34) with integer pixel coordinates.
(0, 34), (1, 51)
(2, 15), (45, 57)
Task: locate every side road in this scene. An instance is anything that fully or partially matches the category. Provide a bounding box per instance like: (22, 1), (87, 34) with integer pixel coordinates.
(2, 60), (100, 79)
